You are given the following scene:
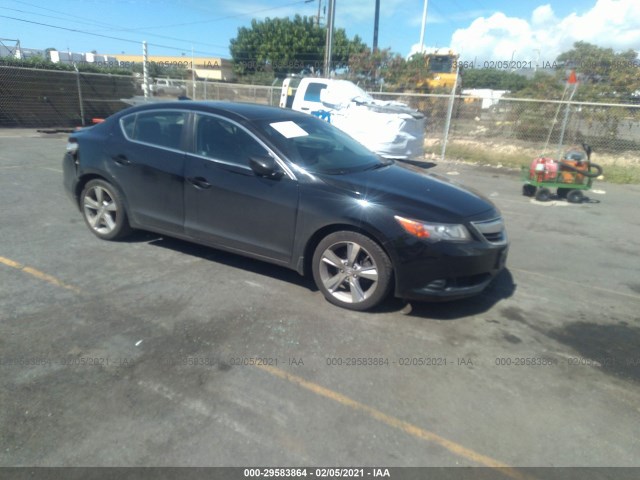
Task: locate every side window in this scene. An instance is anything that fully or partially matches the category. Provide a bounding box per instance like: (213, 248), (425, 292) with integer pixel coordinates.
(304, 83), (327, 103)
(195, 114), (269, 167)
(125, 111), (186, 150)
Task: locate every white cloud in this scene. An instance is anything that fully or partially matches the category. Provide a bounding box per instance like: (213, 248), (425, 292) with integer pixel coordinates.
(447, 0), (640, 64)
(531, 5), (556, 26)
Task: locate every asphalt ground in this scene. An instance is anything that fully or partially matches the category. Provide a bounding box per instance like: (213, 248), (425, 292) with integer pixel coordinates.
(1, 130), (640, 474)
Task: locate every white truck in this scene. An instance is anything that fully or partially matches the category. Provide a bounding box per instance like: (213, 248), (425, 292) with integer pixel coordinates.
(279, 77), (425, 159)
(150, 78), (186, 97)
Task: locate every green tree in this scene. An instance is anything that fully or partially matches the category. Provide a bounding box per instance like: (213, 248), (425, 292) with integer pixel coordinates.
(459, 69), (530, 91)
(230, 15), (366, 76)
(557, 41), (639, 101)
(512, 71), (564, 100)
(347, 47), (402, 84)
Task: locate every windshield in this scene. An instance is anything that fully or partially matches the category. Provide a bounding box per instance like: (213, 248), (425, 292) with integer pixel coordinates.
(257, 116), (385, 175)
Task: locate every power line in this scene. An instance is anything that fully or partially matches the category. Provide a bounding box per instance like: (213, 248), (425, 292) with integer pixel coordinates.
(0, 15), (224, 56)
(119, 1), (313, 31)
(1, 13), (350, 59)
(1, 4), (229, 52)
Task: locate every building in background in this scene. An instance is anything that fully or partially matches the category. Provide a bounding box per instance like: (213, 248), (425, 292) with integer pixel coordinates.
(0, 42), (234, 82)
(109, 54), (235, 81)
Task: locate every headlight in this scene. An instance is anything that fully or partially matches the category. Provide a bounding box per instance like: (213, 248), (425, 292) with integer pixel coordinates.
(394, 215), (471, 242)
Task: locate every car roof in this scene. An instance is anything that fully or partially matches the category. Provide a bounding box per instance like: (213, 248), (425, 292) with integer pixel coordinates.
(118, 100), (310, 124)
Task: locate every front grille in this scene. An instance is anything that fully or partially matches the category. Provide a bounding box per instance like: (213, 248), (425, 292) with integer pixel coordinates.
(471, 217), (507, 245)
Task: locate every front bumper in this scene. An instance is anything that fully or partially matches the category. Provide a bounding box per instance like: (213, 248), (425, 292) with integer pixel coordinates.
(391, 238), (508, 302)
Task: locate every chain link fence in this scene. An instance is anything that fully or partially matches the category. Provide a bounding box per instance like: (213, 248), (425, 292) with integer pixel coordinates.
(372, 91), (640, 170)
(186, 79), (279, 106)
(0, 66), (137, 127)
(2, 66), (639, 173)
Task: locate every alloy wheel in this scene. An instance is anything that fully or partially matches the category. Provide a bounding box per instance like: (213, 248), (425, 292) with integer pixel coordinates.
(83, 185), (119, 235)
(318, 241), (380, 304)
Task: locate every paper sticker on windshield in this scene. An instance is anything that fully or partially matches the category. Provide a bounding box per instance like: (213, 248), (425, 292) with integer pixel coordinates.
(270, 121), (308, 138)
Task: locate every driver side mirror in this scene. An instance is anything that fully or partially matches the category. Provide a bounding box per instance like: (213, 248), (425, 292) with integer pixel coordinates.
(249, 155), (283, 179)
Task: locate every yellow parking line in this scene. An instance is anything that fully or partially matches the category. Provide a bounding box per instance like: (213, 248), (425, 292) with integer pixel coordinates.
(256, 364), (533, 480)
(0, 256), (81, 294)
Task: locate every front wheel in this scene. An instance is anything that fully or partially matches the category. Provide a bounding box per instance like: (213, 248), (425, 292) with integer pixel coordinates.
(312, 231), (393, 311)
(80, 179), (131, 240)
(567, 189), (585, 204)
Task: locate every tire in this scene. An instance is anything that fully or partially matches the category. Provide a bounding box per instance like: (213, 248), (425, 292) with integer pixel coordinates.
(522, 184), (536, 197)
(312, 231), (393, 311)
(80, 179), (132, 240)
(567, 189), (584, 204)
(535, 187), (551, 202)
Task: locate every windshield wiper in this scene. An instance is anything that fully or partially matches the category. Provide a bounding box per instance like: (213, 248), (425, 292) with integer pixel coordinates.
(365, 160), (393, 171)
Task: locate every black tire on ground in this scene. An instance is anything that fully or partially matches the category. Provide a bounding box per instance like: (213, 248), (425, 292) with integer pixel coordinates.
(80, 179), (132, 241)
(312, 231), (393, 311)
(535, 187), (552, 202)
(567, 189), (585, 204)
(522, 184), (537, 197)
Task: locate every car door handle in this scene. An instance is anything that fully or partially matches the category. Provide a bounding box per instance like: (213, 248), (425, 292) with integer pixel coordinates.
(112, 154), (131, 166)
(300, 107), (310, 111)
(187, 176), (212, 189)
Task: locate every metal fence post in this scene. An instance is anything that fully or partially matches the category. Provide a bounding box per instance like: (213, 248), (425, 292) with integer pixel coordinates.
(142, 41), (149, 99)
(74, 64), (85, 126)
(441, 65), (459, 161)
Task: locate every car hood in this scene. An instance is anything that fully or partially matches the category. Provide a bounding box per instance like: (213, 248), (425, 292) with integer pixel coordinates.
(315, 162), (498, 223)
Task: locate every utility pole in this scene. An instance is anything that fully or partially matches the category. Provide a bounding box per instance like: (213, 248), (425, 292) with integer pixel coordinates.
(373, 0), (380, 84)
(317, 0), (323, 26)
(373, 0), (380, 52)
(419, 0), (429, 53)
(324, 0), (335, 77)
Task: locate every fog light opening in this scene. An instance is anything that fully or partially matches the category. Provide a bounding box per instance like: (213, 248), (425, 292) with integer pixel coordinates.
(426, 279), (447, 290)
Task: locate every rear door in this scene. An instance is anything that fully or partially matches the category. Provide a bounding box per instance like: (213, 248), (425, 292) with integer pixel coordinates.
(108, 110), (187, 233)
(184, 113), (299, 262)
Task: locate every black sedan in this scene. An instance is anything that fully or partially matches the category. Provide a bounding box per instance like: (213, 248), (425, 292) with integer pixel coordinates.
(63, 101), (508, 311)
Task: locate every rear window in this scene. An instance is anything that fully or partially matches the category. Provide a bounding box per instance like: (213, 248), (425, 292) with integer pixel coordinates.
(303, 83), (327, 103)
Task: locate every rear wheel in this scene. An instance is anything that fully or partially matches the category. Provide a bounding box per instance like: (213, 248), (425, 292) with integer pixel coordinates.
(535, 187), (551, 202)
(312, 231), (392, 311)
(80, 179), (131, 240)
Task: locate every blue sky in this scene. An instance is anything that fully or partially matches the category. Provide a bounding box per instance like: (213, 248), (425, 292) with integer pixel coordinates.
(1, 0), (638, 63)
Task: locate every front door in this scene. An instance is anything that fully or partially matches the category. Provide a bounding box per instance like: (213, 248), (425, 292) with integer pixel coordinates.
(184, 113), (298, 262)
